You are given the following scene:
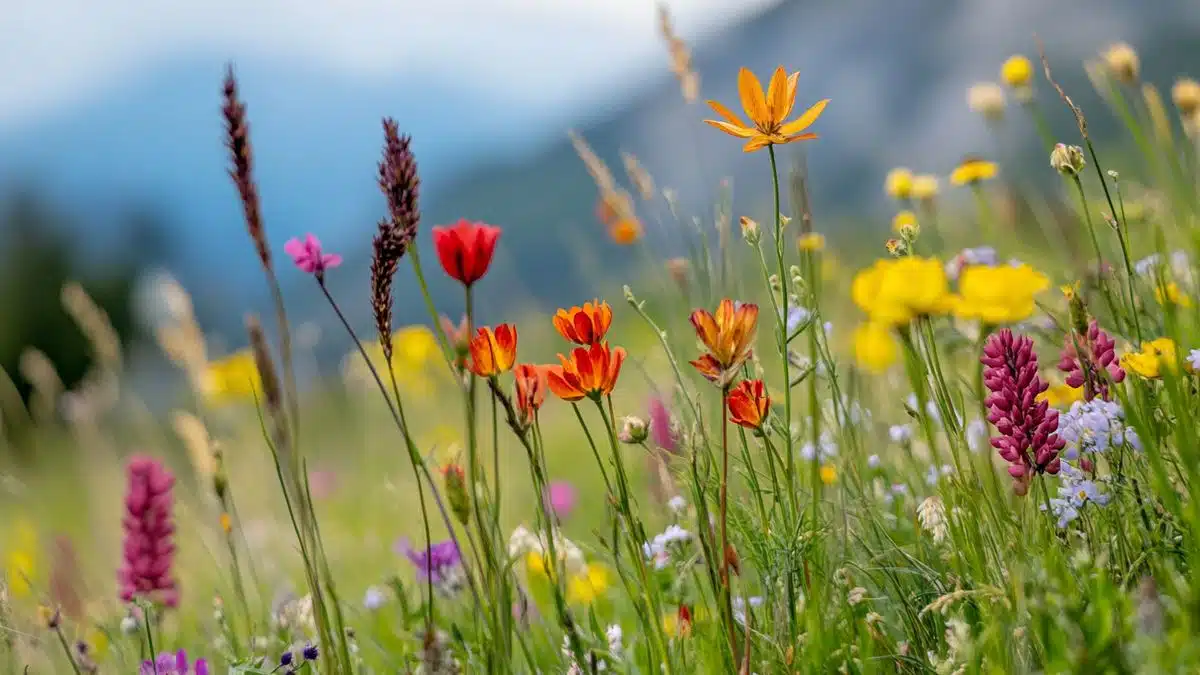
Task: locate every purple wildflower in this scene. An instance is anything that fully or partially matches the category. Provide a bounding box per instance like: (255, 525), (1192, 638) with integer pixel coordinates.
(397, 539), (463, 588)
(284, 233), (342, 279)
(140, 649), (208, 675)
(543, 481), (577, 520)
(1058, 319), (1125, 400)
(648, 394), (677, 454)
(982, 329), (1065, 492)
(119, 456), (179, 608)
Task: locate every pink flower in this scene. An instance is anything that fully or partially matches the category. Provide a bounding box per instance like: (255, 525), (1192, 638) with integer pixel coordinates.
(544, 481), (577, 520)
(284, 234), (342, 278)
(119, 456), (179, 608)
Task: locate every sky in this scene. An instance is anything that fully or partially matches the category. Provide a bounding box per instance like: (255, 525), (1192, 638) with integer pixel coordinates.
(1, 0), (779, 132)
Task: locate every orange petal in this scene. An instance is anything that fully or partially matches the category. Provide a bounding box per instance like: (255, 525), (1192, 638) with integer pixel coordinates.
(781, 132), (819, 144)
(689, 310), (719, 352)
(741, 136), (772, 153)
(604, 346), (626, 394)
(706, 99), (748, 128)
(715, 299), (735, 328)
(689, 355), (723, 381)
(545, 366), (585, 401)
(737, 68), (770, 129)
(765, 67), (790, 127)
(779, 99), (829, 136)
(703, 119), (756, 139)
(780, 72), (800, 120)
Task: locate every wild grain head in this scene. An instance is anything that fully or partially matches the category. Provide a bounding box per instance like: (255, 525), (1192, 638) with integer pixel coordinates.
(19, 348), (62, 422)
(621, 152), (656, 201)
(61, 281), (122, 371)
(222, 65), (271, 269)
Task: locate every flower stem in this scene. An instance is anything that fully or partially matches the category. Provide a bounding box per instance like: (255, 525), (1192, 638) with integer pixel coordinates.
(718, 383), (738, 658)
(767, 145), (795, 499)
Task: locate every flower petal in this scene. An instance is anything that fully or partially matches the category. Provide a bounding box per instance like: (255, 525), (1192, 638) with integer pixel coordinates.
(765, 67), (790, 127)
(779, 99), (830, 136)
(742, 136), (772, 153)
(706, 99), (748, 128)
(737, 67), (770, 128)
(703, 119), (757, 139)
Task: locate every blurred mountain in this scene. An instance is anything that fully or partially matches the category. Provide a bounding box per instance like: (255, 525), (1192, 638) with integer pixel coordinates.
(1, 0), (1198, 354)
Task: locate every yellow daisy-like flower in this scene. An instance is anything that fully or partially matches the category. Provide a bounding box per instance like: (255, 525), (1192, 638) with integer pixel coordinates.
(704, 67), (829, 153)
(566, 563), (609, 604)
(1001, 55), (1034, 89)
(853, 321), (899, 373)
(797, 232), (826, 252)
(910, 174), (939, 201)
(819, 465), (837, 485)
(1037, 381), (1084, 408)
(852, 257), (953, 326)
(1155, 281), (1192, 308)
(202, 349), (262, 404)
(950, 158), (999, 186)
(885, 168), (914, 200)
(952, 263), (1050, 324)
(1120, 337), (1178, 379)
(356, 325), (442, 395)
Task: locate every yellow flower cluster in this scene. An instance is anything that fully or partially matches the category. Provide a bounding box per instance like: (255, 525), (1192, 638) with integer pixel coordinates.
(952, 264), (1050, 324)
(1121, 338), (1179, 379)
(202, 349), (262, 404)
(852, 257), (953, 326)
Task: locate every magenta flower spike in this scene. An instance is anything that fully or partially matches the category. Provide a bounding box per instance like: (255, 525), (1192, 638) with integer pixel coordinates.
(119, 456), (179, 608)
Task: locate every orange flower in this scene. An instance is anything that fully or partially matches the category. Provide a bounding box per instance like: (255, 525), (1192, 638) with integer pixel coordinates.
(727, 379), (770, 429)
(704, 67), (829, 153)
(689, 299), (758, 383)
(553, 300), (613, 346)
(468, 324), (517, 377)
(545, 342), (626, 401)
(513, 363), (548, 426)
(609, 219), (642, 245)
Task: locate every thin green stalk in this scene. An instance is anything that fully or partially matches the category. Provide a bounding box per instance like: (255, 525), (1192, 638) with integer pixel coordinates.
(717, 383), (737, 658)
(54, 624), (83, 675)
(1070, 175), (1121, 326)
(140, 602), (157, 673)
(1111, 169), (1144, 343)
(767, 146), (795, 501)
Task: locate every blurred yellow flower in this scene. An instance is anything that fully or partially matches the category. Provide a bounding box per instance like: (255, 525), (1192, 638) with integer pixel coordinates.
(820, 465), (837, 485)
(525, 551), (551, 578)
(950, 158), (999, 186)
(892, 210), (919, 236)
(854, 322), (899, 373)
(5, 518), (38, 598)
(1172, 78), (1200, 116)
(202, 349), (262, 404)
(1120, 338), (1178, 379)
(566, 563), (609, 604)
(952, 264), (1050, 324)
(884, 168), (914, 200)
(357, 326), (442, 395)
(1001, 55), (1034, 89)
(1102, 42), (1139, 84)
(1037, 381), (1084, 408)
(84, 626), (109, 658)
(1155, 282), (1192, 308)
(821, 255), (840, 282)
(852, 257), (952, 325)
(797, 232), (825, 252)
(910, 174), (939, 201)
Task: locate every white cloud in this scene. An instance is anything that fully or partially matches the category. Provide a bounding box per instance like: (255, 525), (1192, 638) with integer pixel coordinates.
(0, 0), (779, 128)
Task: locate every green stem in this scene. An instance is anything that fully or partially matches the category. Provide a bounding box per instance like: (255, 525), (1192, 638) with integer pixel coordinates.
(767, 145), (795, 501)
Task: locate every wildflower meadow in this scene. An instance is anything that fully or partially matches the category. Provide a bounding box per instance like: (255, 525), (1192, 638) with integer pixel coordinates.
(6, 20), (1200, 675)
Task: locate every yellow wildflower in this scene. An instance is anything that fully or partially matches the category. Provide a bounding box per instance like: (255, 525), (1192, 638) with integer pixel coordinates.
(1155, 281), (1192, 308)
(952, 264), (1050, 324)
(797, 232), (825, 252)
(950, 158), (999, 186)
(5, 518), (38, 598)
(1060, 282), (1080, 301)
(892, 210), (919, 237)
(566, 563), (609, 604)
(1172, 78), (1200, 116)
(703, 66), (829, 153)
(1037, 381), (1084, 408)
(884, 168), (914, 200)
(1001, 55), (1034, 89)
(1120, 337), (1178, 379)
(820, 465), (837, 485)
(854, 322), (899, 373)
(910, 174), (939, 201)
(202, 349), (262, 404)
(852, 257), (952, 325)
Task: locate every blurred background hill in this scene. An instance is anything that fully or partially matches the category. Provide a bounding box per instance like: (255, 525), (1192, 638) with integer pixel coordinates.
(2, 0), (1199, 406)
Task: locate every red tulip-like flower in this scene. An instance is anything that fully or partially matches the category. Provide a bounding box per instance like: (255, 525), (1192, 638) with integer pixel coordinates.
(431, 219), (501, 286)
(468, 324), (517, 377)
(726, 379), (770, 429)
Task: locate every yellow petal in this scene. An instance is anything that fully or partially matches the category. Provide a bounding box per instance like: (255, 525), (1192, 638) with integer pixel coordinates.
(738, 68), (770, 128)
(765, 67), (790, 127)
(779, 99), (830, 136)
(706, 99), (748, 128)
(704, 119), (757, 138)
(742, 135), (772, 153)
(779, 71), (801, 121)
(781, 132), (819, 144)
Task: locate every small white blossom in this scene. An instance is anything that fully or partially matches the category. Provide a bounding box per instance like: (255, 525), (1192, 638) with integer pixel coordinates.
(667, 495), (687, 515)
(363, 586), (387, 611)
(889, 424), (913, 444)
(917, 496), (948, 543)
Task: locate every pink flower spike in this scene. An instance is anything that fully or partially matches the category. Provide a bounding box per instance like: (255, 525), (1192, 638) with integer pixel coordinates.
(284, 233), (342, 278)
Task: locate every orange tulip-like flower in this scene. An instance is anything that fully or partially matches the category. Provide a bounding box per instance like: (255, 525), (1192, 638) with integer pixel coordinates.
(553, 300), (613, 346)
(727, 379), (770, 429)
(689, 299), (758, 384)
(545, 342), (626, 401)
(468, 324), (517, 377)
(705, 67), (829, 153)
(513, 363), (548, 426)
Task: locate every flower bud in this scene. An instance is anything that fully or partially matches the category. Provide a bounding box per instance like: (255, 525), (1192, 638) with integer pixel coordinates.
(739, 216), (760, 245)
(618, 416), (649, 444)
(1173, 78), (1200, 116)
(442, 464), (471, 526)
(1050, 143), (1085, 176)
(967, 83), (1005, 121)
(622, 284), (635, 302)
(885, 238), (906, 257)
(769, 274), (781, 291)
(1102, 43), (1139, 85)
(891, 210), (920, 242)
(779, 213), (792, 229)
